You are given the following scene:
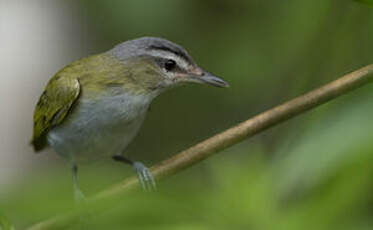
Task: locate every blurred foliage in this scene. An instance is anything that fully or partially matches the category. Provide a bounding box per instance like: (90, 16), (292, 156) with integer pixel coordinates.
(0, 210), (15, 230)
(355, 0), (373, 7)
(3, 0), (373, 229)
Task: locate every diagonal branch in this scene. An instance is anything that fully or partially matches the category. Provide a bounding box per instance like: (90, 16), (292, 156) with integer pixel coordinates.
(27, 64), (373, 230)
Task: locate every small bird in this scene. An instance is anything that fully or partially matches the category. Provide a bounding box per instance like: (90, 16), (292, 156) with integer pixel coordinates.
(31, 37), (228, 199)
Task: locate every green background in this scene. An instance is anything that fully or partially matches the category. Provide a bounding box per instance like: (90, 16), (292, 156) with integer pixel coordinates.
(2, 0), (373, 229)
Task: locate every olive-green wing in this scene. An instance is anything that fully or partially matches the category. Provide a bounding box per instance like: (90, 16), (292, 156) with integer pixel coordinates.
(31, 76), (80, 152)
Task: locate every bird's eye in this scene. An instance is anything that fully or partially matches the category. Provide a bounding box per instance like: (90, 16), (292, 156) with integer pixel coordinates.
(164, 59), (176, 71)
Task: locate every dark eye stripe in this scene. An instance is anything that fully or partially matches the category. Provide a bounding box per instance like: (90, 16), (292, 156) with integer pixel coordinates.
(148, 45), (192, 65)
(151, 56), (187, 73)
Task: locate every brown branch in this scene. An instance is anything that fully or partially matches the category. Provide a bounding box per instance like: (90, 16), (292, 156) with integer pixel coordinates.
(27, 64), (373, 230)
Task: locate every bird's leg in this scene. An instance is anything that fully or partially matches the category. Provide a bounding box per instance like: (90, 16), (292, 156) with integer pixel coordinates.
(112, 155), (156, 191)
(71, 165), (90, 228)
(71, 164), (85, 202)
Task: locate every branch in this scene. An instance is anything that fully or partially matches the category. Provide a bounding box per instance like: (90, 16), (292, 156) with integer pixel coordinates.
(27, 64), (373, 230)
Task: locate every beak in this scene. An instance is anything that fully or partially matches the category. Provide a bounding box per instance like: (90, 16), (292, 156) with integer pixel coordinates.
(185, 68), (229, 88)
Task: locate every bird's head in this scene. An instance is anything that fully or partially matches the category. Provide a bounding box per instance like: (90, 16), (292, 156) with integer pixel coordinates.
(108, 37), (229, 94)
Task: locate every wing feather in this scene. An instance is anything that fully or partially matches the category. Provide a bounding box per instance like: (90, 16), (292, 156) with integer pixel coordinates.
(31, 76), (80, 152)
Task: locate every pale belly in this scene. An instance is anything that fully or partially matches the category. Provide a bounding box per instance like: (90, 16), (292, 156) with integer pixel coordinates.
(47, 92), (152, 164)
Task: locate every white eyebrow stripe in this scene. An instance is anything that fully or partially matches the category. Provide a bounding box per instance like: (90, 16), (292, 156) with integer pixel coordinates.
(148, 50), (190, 70)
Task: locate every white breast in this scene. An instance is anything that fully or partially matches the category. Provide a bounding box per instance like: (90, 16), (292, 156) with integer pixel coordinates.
(47, 92), (155, 164)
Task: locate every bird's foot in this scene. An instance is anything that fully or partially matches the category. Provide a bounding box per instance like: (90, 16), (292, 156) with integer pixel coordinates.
(132, 161), (156, 191)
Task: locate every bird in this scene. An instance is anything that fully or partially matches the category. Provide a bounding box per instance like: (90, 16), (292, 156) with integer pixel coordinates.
(31, 37), (229, 200)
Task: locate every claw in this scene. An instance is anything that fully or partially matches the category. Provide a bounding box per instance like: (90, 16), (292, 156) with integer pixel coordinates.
(133, 161), (157, 191)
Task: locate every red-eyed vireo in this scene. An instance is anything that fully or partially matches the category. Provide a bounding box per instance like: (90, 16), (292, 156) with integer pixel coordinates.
(31, 37), (229, 200)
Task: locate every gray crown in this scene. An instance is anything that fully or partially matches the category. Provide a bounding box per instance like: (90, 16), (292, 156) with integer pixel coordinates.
(109, 37), (194, 65)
